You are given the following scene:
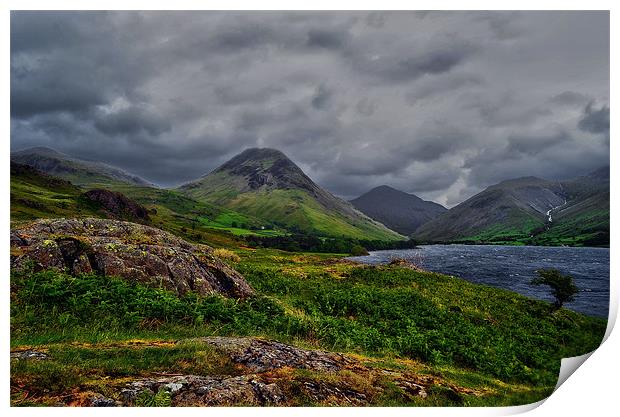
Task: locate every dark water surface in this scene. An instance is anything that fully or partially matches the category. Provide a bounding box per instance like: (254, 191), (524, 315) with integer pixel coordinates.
(348, 245), (609, 318)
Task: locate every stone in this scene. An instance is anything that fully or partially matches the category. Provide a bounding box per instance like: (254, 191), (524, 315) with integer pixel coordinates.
(91, 396), (118, 407)
(123, 374), (287, 406)
(192, 336), (357, 372)
(10, 350), (49, 360)
(10, 218), (254, 299)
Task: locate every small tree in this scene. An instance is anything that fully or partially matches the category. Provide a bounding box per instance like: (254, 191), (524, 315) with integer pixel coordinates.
(531, 269), (579, 310)
(350, 244), (369, 256)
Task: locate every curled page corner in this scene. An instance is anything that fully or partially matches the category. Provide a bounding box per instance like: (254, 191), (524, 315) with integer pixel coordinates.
(554, 351), (594, 391)
(551, 289), (617, 392)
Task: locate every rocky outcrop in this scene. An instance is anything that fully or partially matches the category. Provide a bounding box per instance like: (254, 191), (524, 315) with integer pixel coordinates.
(195, 336), (357, 372)
(11, 336), (483, 406)
(121, 374), (288, 406)
(10, 349), (49, 361)
(83, 189), (150, 221)
(10, 218), (253, 299)
(115, 337), (434, 406)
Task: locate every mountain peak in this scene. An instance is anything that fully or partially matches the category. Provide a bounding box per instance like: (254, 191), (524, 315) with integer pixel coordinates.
(586, 165), (609, 180)
(491, 176), (549, 190)
(350, 185), (446, 235)
(239, 147), (287, 158)
(215, 148), (294, 175)
(11, 146), (151, 187)
(179, 148), (401, 240)
(12, 146), (67, 158)
(371, 185), (399, 193)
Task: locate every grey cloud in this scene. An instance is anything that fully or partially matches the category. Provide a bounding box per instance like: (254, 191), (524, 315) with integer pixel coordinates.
(506, 131), (571, 156)
(311, 85), (333, 110)
(351, 36), (477, 83)
(475, 11), (524, 40)
(215, 84), (286, 106)
(306, 28), (349, 49)
(469, 93), (553, 128)
(549, 91), (591, 107)
(578, 103), (610, 135)
(405, 124), (474, 162)
(10, 11), (609, 205)
(94, 105), (171, 137)
(405, 74), (482, 104)
(365, 13), (386, 29)
(355, 98), (376, 116)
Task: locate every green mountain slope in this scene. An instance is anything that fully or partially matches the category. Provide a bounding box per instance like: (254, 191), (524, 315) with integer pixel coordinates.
(11, 146), (152, 187)
(178, 148), (403, 241)
(413, 168), (609, 246)
(10, 162), (281, 248)
(10, 162), (105, 221)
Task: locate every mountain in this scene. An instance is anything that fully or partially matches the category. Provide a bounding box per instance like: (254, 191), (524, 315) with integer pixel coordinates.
(178, 148), (403, 240)
(413, 168), (609, 246)
(11, 146), (152, 187)
(349, 185), (447, 235)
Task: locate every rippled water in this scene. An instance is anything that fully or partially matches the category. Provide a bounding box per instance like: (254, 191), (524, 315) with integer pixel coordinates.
(348, 245), (609, 318)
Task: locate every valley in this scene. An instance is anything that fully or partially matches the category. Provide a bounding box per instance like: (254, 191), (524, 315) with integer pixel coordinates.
(9, 146), (609, 407)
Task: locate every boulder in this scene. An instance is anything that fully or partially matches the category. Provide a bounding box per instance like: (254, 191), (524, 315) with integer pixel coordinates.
(83, 189), (150, 221)
(10, 218), (253, 299)
(122, 374), (287, 406)
(194, 336), (357, 372)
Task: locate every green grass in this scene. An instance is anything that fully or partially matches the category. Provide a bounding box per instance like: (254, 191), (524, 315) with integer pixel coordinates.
(10, 173), (103, 222)
(181, 170), (402, 241)
(10, 168), (290, 248)
(207, 187), (401, 240)
(456, 212), (544, 245)
(531, 208), (609, 247)
(11, 251), (605, 391)
(454, 207), (609, 247)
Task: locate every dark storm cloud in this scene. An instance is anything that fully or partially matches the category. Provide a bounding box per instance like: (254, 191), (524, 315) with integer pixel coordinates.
(506, 131), (571, 156)
(94, 105), (171, 136)
(10, 11), (609, 205)
(549, 91), (591, 107)
(311, 85), (334, 110)
(306, 28), (350, 49)
(578, 103), (610, 136)
(348, 36), (477, 83)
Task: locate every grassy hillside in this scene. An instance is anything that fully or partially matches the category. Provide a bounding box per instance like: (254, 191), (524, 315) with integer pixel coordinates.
(10, 164), (284, 248)
(414, 173), (609, 247)
(10, 250), (605, 406)
(10, 163), (108, 221)
(179, 149), (403, 241)
(202, 186), (400, 240)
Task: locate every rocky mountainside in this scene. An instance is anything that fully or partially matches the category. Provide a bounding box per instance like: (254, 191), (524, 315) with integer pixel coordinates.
(413, 167), (609, 246)
(10, 218), (253, 299)
(178, 148), (402, 240)
(11, 146), (151, 187)
(350, 185), (446, 235)
(83, 189), (151, 222)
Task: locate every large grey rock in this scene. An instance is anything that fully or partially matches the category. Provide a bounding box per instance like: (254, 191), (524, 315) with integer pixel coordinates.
(190, 336), (357, 372)
(10, 218), (253, 299)
(123, 374), (286, 406)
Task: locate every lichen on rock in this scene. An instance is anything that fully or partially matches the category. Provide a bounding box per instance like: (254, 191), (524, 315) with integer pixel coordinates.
(10, 218), (254, 299)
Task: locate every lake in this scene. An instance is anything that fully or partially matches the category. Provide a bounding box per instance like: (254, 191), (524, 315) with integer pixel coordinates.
(348, 245), (609, 318)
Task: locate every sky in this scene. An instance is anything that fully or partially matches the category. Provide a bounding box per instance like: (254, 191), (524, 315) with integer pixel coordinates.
(10, 11), (609, 207)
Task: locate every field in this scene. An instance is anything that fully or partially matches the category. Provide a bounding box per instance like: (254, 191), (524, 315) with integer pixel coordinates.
(10, 248), (605, 406)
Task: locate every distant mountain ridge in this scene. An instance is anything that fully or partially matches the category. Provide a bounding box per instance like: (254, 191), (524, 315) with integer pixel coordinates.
(11, 146), (152, 187)
(179, 148), (402, 240)
(413, 167), (609, 246)
(350, 185), (447, 235)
